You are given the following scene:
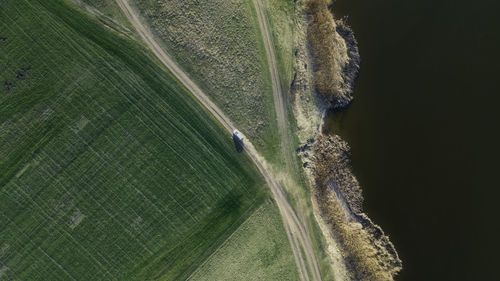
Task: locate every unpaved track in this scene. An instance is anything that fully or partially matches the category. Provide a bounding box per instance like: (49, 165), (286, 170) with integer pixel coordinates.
(251, 0), (293, 171)
(115, 1), (321, 280)
(251, 0), (323, 280)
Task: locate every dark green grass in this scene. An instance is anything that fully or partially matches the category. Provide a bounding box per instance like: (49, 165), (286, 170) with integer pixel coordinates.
(0, 0), (266, 280)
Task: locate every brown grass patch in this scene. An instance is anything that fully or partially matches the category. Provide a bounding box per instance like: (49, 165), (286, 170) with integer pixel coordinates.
(305, 0), (355, 109)
(313, 135), (402, 280)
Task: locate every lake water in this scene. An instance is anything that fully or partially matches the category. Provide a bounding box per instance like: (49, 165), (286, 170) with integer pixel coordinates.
(325, 0), (500, 280)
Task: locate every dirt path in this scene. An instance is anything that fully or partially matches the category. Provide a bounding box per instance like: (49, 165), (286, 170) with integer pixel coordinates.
(251, 0), (323, 280)
(115, 1), (321, 280)
(251, 0), (293, 172)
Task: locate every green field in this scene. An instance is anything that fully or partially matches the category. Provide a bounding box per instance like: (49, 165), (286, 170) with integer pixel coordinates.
(0, 0), (284, 279)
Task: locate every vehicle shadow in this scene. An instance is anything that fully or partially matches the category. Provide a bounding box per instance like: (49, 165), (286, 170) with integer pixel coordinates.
(233, 135), (244, 153)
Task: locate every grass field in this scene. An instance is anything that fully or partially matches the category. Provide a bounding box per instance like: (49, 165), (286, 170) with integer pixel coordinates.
(0, 0), (278, 279)
(189, 200), (299, 281)
(129, 0), (280, 162)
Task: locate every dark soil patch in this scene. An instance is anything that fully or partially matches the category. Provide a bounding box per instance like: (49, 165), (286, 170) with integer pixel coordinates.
(4, 81), (14, 91)
(16, 66), (31, 80)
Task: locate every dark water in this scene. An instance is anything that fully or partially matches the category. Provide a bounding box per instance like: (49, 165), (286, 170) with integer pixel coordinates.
(325, 0), (500, 280)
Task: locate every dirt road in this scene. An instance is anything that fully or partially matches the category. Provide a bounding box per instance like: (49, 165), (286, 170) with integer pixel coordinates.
(251, 0), (294, 172)
(251, 0), (323, 280)
(115, 0), (321, 280)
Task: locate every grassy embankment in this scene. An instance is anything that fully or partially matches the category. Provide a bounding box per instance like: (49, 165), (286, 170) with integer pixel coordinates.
(305, 1), (400, 279)
(264, 1), (338, 279)
(0, 0), (279, 279)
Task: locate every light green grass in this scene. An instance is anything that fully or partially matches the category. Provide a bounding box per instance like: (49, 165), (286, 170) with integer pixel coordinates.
(0, 0), (269, 280)
(130, 0), (280, 162)
(188, 200), (299, 281)
(265, 0), (296, 91)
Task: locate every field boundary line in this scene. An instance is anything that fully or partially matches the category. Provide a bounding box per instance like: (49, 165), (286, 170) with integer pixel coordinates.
(185, 204), (264, 280)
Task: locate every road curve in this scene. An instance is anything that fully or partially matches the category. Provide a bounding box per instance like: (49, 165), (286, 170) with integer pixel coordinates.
(115, 0), (321, 280)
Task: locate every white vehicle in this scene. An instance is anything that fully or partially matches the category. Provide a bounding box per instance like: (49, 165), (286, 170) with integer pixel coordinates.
(233, 129), (244, 143)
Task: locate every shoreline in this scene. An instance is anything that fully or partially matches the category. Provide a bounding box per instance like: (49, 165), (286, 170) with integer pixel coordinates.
(291, 0), (402, 279)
